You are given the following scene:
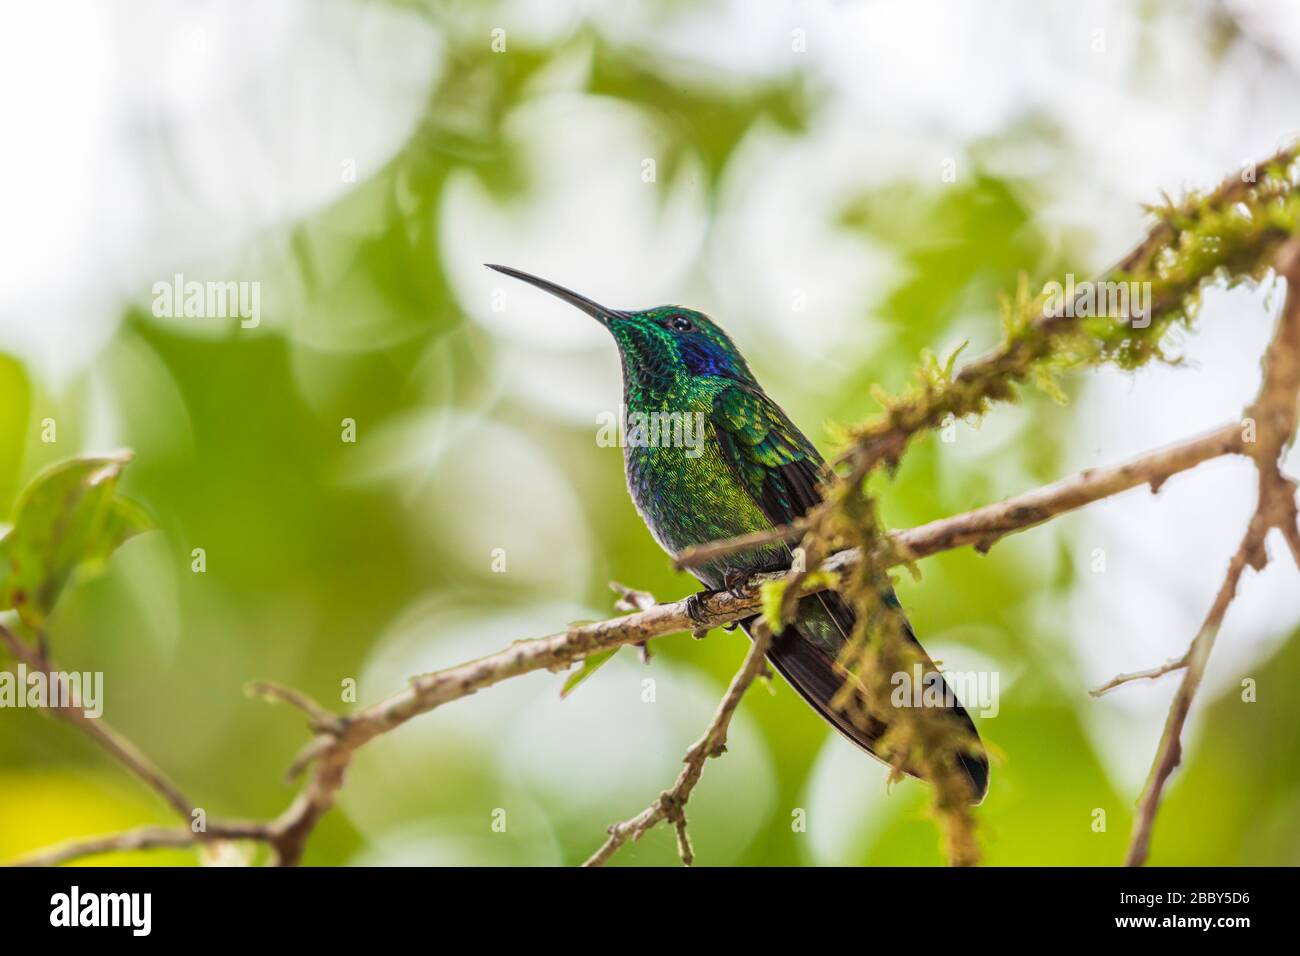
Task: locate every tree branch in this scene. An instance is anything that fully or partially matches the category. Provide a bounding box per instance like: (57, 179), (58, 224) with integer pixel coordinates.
(11, 826), (204, 868)
(0, 624), (197, 823)
(1089, 656), (1188, 698)
(582, 621), (776, 866)
(1123, 238), (1300, 867)
(678, 421), (1245, 570)
(9, 820), (272, 868)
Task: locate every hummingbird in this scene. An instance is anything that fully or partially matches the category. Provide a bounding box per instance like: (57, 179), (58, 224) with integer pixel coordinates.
(488, 264), (988, 803)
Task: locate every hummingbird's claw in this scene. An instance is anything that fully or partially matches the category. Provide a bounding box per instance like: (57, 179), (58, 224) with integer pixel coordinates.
(722, 569), (756, 600)
(688, 572), (757, 633)
(684, 589), (713, 626)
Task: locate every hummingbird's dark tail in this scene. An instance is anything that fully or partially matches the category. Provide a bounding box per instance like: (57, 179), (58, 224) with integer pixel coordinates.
(747, 589), (989, 804)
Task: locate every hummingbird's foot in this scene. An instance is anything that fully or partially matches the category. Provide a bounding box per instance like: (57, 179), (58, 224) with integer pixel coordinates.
(684, 589), (711, 623)
(686, 587), (728, 639)
(688, 572), (758, 634)
(720, 574), (748, 632)
(721, 569), (756, 600)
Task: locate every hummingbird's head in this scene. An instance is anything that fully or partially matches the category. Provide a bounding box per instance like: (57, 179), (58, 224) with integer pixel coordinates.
(486, 265), (757, 395)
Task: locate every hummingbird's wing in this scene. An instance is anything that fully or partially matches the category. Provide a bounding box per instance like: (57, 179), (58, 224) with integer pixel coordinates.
(710, 382), (827, 524)
(710, 383), (989, 803)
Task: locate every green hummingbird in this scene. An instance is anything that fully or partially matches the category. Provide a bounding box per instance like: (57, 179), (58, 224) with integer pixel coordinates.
(488, 264), (988, 803)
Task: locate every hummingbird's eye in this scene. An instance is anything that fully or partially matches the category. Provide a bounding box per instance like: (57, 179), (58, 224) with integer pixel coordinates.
(668, 315), (694, 332)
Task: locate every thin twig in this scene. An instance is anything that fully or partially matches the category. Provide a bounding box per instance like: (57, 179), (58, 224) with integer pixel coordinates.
(8, 820), (271, 868)
(10, 826), (201, 867)
(246, 681), (349, 735)
(1124, 521), (1263, 867)
(1089, 656), (1188, 698)
(0, 623), (196, 823)
(582, 621), (777, 867)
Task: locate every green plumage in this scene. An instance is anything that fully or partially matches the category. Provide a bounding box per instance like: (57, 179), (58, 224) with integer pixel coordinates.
(488, 265), (988, 802)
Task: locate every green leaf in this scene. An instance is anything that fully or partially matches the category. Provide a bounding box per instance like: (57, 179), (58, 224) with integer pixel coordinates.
(560, 648), (619, 699)
(0, 452), (152, 628)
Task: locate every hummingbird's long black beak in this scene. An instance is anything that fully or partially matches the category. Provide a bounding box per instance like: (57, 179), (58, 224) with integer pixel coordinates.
(485, 264), (625, 327)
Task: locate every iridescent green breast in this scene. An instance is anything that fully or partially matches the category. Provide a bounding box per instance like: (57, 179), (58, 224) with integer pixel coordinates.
(623, 382), (788, 586)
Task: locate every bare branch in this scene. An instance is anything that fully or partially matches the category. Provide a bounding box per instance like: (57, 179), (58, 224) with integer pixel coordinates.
(679, 421), (1245, 570)
(8, 820), (272, 868)
(10, 826), (201, 867)
(674, 520), (808, 570)
(246, 681), (349, 736)
(1125, 238), (1300, 867)
(894, 425), (1247, 557)
(1124, 519), (1264, 868)
(0, 623), (196, 823)
(609, 580), (657, 613)
(582, 621), (776, 867)
(1089, 656), (1188, 698)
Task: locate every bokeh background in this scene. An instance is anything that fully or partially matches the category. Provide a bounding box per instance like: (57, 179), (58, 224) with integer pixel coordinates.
(3, 0), (1300, 866)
